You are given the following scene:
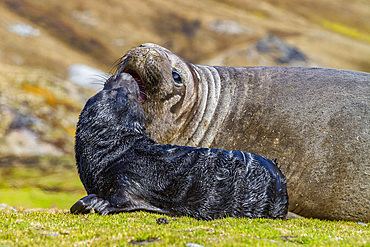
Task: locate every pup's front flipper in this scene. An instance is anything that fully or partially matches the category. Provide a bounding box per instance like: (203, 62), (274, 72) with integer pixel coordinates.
(70, 194), (120, 215)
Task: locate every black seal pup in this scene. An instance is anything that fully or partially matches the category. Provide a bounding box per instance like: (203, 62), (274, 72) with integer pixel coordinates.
(70, 73), (289, 220)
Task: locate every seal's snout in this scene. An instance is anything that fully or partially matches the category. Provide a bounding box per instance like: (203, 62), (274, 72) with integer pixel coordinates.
(117, 45), (172, 104)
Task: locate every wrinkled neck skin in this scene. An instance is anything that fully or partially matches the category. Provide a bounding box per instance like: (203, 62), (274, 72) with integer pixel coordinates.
(119, 43), (231, 146)
(174, 64), (234, 147)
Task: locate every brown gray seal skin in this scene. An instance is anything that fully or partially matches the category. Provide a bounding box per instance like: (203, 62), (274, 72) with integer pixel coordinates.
(114, 43), (370, 222)
(71, 73), (288, 220)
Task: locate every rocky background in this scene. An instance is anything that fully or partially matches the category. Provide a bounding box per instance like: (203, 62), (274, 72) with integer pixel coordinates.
(0, 0), (369, 208)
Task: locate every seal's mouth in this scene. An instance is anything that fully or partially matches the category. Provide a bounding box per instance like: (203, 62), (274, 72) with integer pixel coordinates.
(121, 69), (147, 104)
(115, 54), (148, 104)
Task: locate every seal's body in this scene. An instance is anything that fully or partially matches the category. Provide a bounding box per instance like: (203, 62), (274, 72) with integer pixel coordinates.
(116, 43), (370, 222)
(71, 74), (289, 220)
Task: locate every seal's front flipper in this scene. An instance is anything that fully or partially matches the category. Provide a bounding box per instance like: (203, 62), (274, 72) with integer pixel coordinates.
(70, 195), (172, 216)
(70, 194), (113, 215)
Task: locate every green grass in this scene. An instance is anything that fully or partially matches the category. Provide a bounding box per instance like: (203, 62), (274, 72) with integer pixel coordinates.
(0, 155), (86, 210)
(0, 188), (85, 210)
(0, 209), (369, 246)
(1, 155), (369, 246)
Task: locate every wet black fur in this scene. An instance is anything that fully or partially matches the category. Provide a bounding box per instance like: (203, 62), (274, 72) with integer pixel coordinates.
(71, 73), (289, 220)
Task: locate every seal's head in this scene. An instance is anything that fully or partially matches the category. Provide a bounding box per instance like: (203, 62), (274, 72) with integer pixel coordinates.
(82, 73), (146, 135)
(113, 43), (200, 144)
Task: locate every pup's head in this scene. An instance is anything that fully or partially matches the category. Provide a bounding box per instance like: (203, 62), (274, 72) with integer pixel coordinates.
(76, 73), (146, 194)
(77, 73), (146, 140)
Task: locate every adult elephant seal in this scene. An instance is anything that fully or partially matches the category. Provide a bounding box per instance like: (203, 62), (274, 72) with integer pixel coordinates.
(114, 43), (370, 222)
(71, 73), (289, 220)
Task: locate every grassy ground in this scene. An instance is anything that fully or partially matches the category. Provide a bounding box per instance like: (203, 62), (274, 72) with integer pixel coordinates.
(0, 155), (86, 210)
(0, 209), (369, 246)
(0, 155), (369, 246)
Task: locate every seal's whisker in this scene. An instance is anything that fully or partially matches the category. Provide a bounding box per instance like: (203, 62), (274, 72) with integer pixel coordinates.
(140, 91), (148, 98)
(109, 55), (127, 75)
(90, 82), (105, 86)
(87, 75), (110, 87)
(139, 91), (149, 102)
(95, 74), (111, 81)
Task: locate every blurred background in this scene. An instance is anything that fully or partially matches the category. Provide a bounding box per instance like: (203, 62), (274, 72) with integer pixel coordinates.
(0, 0), (369, 210)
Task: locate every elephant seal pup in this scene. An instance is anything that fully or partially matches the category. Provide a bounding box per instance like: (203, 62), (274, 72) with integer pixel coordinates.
(115, 43), (370, 222)
(70, 73), (289, 220)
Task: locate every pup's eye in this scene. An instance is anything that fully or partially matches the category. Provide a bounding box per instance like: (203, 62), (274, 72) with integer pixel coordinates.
(172, 69), (183, 85)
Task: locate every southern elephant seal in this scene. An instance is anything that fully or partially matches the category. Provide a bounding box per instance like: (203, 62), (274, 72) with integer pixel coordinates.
(71, 73), (289, 220)
(115, 43), (370, 222)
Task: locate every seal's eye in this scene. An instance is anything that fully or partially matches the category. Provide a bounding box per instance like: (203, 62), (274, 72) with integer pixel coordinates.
(172, 69), (183, 85)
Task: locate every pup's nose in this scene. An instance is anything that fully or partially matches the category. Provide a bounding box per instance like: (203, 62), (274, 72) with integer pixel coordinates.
(118, 73), (135, 82)
(105, 73), (137, 91)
